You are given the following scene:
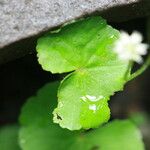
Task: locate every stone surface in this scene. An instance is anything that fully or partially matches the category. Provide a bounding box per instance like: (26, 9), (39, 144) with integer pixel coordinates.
(0, 0), (150, 64)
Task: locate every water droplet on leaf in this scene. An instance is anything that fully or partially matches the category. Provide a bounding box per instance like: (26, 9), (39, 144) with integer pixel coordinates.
(89, 104), (97, 113)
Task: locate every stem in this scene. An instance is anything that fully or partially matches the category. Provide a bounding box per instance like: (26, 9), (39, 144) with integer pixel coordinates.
(127, 55), (150, 81)
(125, 61), (133, 80)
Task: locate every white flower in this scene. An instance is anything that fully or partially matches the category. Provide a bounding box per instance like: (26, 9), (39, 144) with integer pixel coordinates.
(113, 31), (149, 63)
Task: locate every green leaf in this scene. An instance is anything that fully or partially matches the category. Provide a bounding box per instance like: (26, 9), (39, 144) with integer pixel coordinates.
(20, 120), (145, 150)
(19, 83), (144, 150)
(0, 125), (20, 150)
(19, 82), (59, 126)
(88, 120), (145, 150)
(37, 16), (131, 130)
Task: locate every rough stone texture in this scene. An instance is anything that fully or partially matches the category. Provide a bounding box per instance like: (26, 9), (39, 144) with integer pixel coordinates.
(0, 0), (150, 64)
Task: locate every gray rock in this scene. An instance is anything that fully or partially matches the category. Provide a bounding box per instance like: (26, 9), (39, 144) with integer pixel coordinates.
(0, 0), (150, 64)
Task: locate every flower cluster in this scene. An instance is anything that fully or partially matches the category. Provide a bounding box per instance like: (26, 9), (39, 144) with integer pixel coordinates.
(113, 31), (149, 64)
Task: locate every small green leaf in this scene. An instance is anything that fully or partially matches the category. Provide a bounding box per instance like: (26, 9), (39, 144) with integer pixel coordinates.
(19, 82), (59, 126)
(87, 120), (145, 150)
(37, 16), (131, 130)
(0, 125), (20, 150)
(19, 83), (144, 150)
